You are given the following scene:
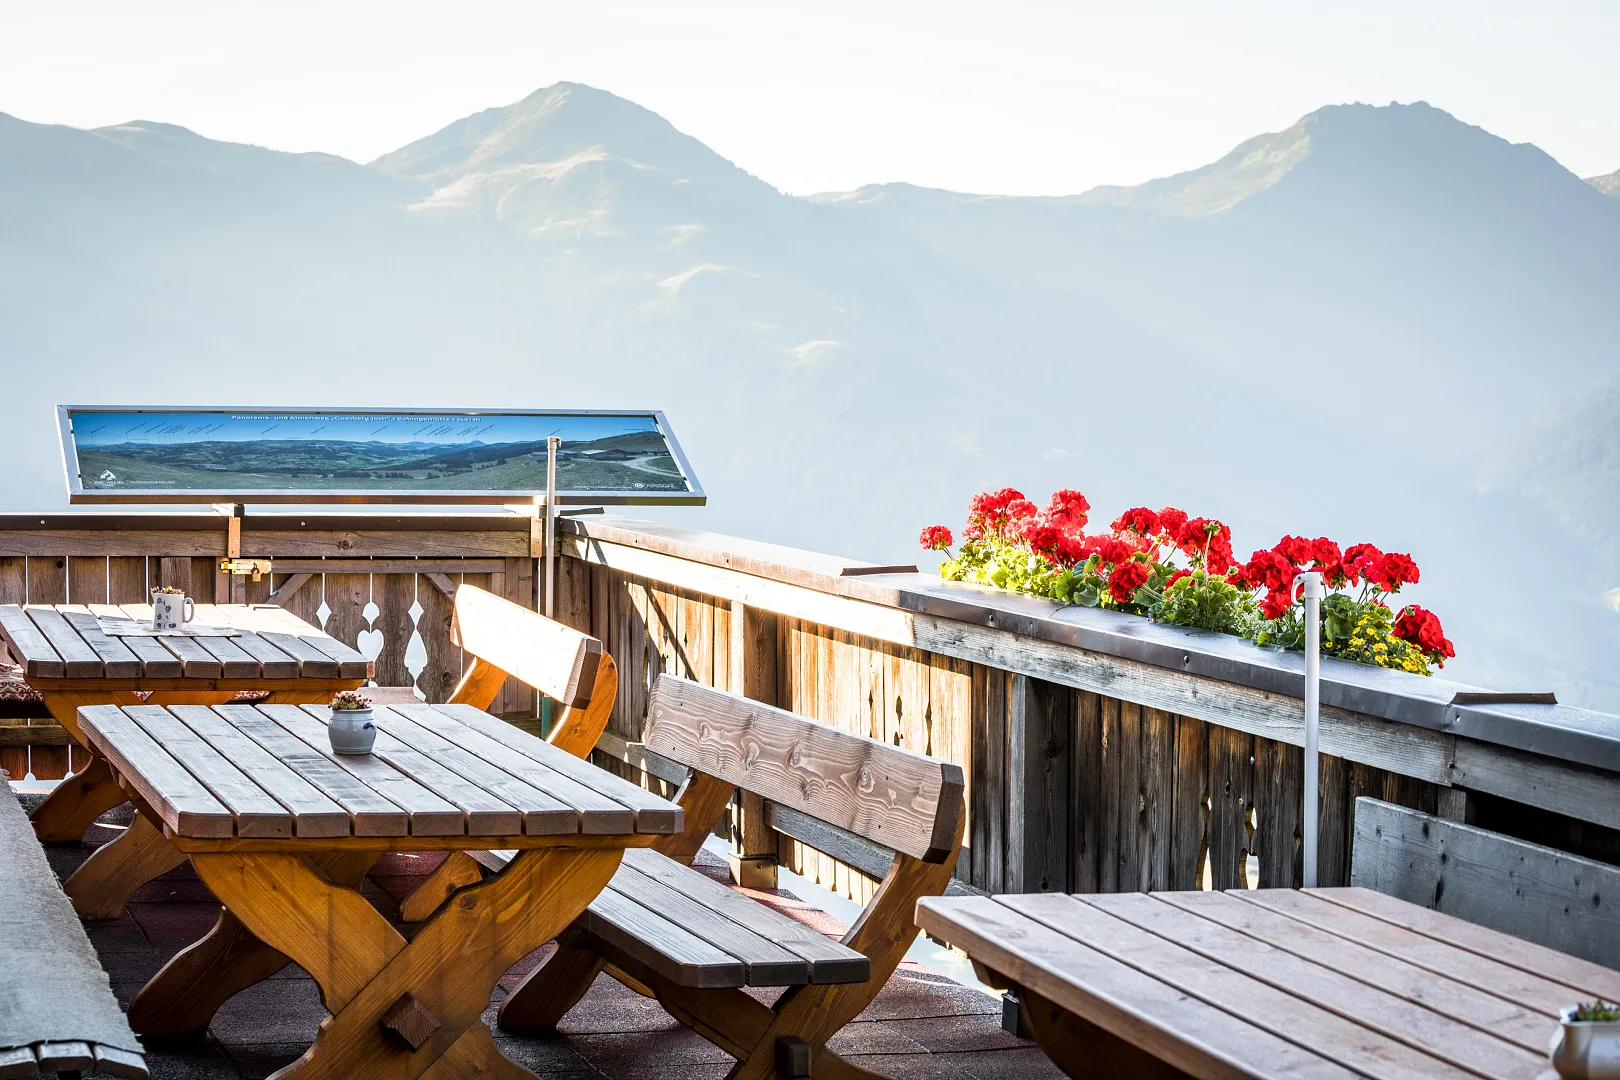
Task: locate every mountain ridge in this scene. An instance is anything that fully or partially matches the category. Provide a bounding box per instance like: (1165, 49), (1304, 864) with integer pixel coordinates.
(1, 86), (1617, 709)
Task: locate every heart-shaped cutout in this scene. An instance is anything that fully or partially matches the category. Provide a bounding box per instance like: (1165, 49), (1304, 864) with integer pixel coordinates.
(356, 628), (385, 661)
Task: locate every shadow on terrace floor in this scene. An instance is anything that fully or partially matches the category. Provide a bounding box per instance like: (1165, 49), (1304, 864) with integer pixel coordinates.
(30, 800), (1061, 1080)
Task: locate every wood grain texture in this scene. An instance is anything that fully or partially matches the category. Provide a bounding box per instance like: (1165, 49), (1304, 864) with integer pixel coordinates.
(644, 674), (963, 862)
(76, 704), (233, 837)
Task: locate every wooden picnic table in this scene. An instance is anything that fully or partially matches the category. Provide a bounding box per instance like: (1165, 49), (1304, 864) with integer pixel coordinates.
(0, 602), (372, 918)
(78, 699), (682, 1079)
(917, 888), (1620, 1080)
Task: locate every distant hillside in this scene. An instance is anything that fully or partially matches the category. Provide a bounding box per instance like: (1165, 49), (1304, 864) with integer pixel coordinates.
(1, 88), (1618, 707)
(1589, 169), (1620, 197)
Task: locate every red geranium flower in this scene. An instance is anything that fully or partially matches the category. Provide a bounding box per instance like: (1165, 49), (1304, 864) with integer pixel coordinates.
(1367, 552), (1420, 593)
(1107, 558), (1152, 603)
(1260, 587), (1294, 621)
(1111, 507), (1160, 538)
(918, 525), (953, 551)
(1157, 506), (1189, 535)
(1393, 605), (1453, 664)
(1342, 543), (1383, 586)
(965, 488), (1028, 541)
(1044, 489), (1091, 533)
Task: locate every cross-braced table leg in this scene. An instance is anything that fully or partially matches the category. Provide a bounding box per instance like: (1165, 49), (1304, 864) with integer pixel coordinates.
(29, 692), (143, 842)
(130, 852), (380, 1041)
(188, 845), (625, 1080)
(63, 810), (187, 919)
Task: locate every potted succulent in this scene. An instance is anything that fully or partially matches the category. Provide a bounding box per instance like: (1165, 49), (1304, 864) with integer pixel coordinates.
(327, 691), (376, 755)
(1552, 1000), (1620, 1079)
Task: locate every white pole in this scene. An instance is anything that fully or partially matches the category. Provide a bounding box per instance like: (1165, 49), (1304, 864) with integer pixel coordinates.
(545, 436), (559, 620)
(1296, 571), (1324, 888)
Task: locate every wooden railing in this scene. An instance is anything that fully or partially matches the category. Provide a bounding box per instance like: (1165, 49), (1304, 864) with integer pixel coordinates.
(4, 512), (1617, 905)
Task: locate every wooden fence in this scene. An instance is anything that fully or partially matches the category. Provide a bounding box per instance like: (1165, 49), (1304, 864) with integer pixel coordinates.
(3, 514), (1616, 906)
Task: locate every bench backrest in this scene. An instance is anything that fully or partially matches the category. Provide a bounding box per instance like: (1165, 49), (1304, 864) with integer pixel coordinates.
(643, 674), (964, 864)
(451, 584), (601, 707)
(448, 584), (616, 759)
(1351, 796), (1620, 968)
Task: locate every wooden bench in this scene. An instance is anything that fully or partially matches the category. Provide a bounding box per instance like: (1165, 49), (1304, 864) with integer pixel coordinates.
(0, 771), (147, 1080)
(1351, 795), (1620, 969)
(397, 583), (618, 921)
(493, 673), (966, 1080)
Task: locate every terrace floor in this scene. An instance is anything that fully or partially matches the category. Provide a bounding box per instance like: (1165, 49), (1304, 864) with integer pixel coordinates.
(27, 797), (1060, 1080)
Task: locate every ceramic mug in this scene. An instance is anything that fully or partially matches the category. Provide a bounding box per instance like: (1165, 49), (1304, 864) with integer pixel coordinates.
(151, 591), (195, 632)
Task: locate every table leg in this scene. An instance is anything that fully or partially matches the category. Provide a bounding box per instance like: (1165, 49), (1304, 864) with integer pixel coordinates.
(29, 690), (142, 842)
(63, 812), (187, 919)
(130, 852), (380, 1040)
(1019, 987), (1191, 1080)
(30, 756), (126, 842)
(189, 844), (623, 1080)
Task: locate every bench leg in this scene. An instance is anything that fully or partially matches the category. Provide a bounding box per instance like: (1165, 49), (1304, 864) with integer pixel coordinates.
(129, 852), (379, 1040)
(398, 851), (484, 923)
(496, 926), (605, 1033)
(63, 812), (186, 919)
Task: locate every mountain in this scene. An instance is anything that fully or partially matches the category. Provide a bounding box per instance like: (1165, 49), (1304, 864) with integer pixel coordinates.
(2, 86), (1618, 708)
(1589, 169), (1620, 197)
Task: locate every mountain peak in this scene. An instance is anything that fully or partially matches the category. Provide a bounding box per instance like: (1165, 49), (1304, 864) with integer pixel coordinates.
(1589, 169), (1620, 197)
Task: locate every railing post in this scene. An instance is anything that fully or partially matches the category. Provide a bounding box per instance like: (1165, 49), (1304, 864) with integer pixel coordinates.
(1007, 674), (1072, 894)
(728, 599), (780, 888)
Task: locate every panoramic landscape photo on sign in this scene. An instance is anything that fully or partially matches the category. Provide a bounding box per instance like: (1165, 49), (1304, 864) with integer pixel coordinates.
(58, 407), (703, 505)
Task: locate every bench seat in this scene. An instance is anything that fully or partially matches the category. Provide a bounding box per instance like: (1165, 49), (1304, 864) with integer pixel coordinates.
(476, 847), (869, 988)
(0, 772), (147, 1080)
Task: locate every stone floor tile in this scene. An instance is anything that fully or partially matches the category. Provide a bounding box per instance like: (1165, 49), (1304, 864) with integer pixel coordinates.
(880, 1013), (1028, 1054)
(942, 1045), (1068, 1080)
(129, 901), (223, 948)
(221, 1042), (308, 1080)
(825, 1019), (927, 1056)
(569, 1028), (734, 1068)
(488, 1032), (596, 1074)
(604, 1064), (733, 1080)
(42, 841), (91, 879)
(858, 967), (1001, 1021)
(208, 975), (327, 1045)
(141, 1041), (241, 1080)
(84, 912), (152, 953)
(552, 973), (684, 1035)
(838, 1051), (973, 1079)
(97, 945), (168, 988)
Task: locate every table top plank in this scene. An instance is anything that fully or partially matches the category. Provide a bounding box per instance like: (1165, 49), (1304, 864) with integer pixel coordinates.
(1315, 886), (1620, 1004)
(24, 606), (104, 677)
(57, 607), (143, 679)
(212, 704), (408, 837)
(0, 604), (66, 677)
(227, 605), (372, 679)
(294, 635), (372, 680)
(288, 706), (522, 835)
(115, 605), (225, 678)
(77, 704), (234, 838)
(915, 894), (1362, 1080)
(386, 703), (636, 834)
(260, 705), (466, 836)
(186, 633), (262, 680)
(1086, 893), (1546, 1079)
(369, 706), (581, 835)
(434, 704), (682, 833)
(255, 633), (340, 679)
(1000, 893), (1478, 1080)
(120, 705), (293, 839)
(1238, 890), (1585, 1018)
(85, 603), (185, 677)
(1159, 891), (1555, 1055)
(193, 606), (301, 678)
(168, 705), (351, 838)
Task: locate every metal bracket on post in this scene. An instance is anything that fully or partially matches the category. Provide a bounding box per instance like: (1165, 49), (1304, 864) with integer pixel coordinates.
(1294, 571), (1324, 889)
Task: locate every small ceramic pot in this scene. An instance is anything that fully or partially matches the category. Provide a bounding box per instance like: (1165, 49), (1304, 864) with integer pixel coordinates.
(328, 707), (376, 755)
(1551, 1010), (1620, 1080)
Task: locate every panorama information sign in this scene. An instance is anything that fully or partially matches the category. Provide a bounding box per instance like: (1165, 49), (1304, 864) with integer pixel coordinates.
(58, 407), (704, 505)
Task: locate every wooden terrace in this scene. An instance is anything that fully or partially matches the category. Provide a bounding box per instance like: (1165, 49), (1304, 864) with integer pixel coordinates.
(1, 511), (1617, 1079)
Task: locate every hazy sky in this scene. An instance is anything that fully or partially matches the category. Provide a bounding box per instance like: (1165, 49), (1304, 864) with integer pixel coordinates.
(3, 1), (1616, 195)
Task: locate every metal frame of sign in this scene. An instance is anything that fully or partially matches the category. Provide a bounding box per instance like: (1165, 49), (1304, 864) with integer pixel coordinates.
(58, 406), (706, 506)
